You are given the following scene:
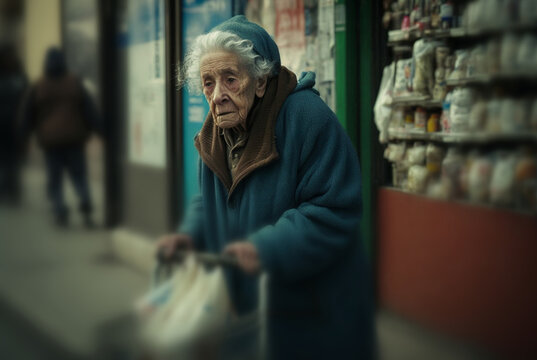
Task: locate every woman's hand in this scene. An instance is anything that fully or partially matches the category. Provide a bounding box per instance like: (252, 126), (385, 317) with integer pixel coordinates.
(223, 241), (261, 275)
(156, 233), (194, 260)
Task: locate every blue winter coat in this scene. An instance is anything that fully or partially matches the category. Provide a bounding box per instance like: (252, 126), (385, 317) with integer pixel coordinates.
(180, 71), (374, 359)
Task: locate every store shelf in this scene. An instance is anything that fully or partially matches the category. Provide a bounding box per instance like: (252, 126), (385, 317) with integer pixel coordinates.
(387, 129), (537, 144)
(422, 27), (467, 39)
(388, 27), (467, 45)
(446, 71), (537, 87)
(465, 23), (537, 37)
(391, 95), (442, 108)
(388, 24), (537, 46)
(387, 28), (421, 43)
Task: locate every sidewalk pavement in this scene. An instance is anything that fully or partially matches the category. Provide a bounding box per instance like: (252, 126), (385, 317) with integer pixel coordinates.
(0, 166), (150, 359)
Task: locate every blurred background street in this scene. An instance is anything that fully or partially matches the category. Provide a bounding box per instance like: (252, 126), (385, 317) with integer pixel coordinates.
(0, 139), (148, 359)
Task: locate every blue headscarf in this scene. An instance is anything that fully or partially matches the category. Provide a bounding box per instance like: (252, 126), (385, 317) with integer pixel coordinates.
(210, 15), (281, 72)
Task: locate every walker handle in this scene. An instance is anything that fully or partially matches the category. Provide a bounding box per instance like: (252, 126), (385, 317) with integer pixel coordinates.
(157, 249), (239, 268)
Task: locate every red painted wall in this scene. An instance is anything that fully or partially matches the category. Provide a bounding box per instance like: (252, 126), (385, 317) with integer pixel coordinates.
(377, 188), (537, 358)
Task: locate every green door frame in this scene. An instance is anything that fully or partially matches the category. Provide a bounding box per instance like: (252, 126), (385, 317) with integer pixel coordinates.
(335, 0), (388, 264)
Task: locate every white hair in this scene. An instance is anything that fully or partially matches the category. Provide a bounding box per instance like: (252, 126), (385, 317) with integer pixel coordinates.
(178, 31), (276, 93)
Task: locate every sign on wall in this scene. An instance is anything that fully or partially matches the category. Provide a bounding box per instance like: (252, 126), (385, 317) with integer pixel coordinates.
(182, 0), (232, 206)
(126, 0), (166, 168)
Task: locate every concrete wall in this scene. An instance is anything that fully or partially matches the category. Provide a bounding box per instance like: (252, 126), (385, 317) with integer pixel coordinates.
(23, 0), (61, 80)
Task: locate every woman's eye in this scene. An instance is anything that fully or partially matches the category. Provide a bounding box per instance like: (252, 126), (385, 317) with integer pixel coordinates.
(227, 77), (236, 84)
(203, 81), (213, 88)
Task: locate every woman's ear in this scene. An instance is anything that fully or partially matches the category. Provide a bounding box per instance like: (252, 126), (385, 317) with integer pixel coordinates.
(255, 76), (268, 98)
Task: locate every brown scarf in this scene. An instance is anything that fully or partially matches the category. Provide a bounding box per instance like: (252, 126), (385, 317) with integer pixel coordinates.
(194, 67), (297, 197)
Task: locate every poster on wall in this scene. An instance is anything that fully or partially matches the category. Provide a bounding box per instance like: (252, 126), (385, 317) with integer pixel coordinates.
(243, 0), (336, 111)
(182, 0), (232, 206)
(126, 0), (166, 168)
(274, 0), (306, 74)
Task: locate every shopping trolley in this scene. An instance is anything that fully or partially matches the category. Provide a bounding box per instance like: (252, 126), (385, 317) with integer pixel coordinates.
(97, 250), (269, 360)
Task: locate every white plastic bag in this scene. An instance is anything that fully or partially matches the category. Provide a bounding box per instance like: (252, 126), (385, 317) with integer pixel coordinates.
(136, 254), (234, 355)
(374, 62), (395, 143)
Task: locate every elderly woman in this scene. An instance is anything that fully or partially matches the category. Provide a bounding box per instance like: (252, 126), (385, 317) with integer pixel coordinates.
(158, 15), (374, 359)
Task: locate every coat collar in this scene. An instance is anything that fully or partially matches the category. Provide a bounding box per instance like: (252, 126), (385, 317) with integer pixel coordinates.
(195, 67), (297, 198)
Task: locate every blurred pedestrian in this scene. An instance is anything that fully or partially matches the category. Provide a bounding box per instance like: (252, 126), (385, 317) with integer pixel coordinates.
(158, 16), (375, 360)
(19, 47), (101, 227)
(0, 44), (27, 205)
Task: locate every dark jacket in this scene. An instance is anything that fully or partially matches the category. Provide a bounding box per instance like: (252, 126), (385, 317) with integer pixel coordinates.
(180, 71), (375, 359)
(34, 74), (90, 147)
(19, 48), (100, 149)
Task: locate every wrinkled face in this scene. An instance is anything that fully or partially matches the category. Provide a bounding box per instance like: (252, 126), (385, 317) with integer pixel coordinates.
(200, 51), (267, 128)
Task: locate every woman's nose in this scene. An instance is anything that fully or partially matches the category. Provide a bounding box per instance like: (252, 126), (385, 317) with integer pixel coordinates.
(212, 81), (228, 104)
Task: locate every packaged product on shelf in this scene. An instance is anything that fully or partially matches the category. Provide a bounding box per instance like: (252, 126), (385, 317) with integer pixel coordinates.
(490, 151), (518, 206)
(464, 0), (504, 30)
(516, 34), (537, 73)
(427, 113), (440, 132)
(417, 15), (431, 31)
(519, 0), (537, 25)
(430, 0), (442, 29)
(407, 142), (427, 165)
(426, 143), (445, 177)
(486, 97), (503, 133)
(384, 142), (407, 163)
(468, 99), (488, 132)
(402, 13), (412, 30)
(512, 98), (531, 132)
(462, 1), (482, 30)
(436, 45), (449, 67)
(467, 152), (493, 203)
(467, 44), (487, 78)
(394, 58), (414, 97)
(530, 98), (537, 131)
(433, 46), (450, 100)
(405, 111), (415, 130)
(407, 165), (429, 193)
(433, 68), (447, 100)
(382, 0), (394, 29)
(514, 148), (537, 212)
(440, 92), (452, 132)
(499, 98), (526, 133)
(426, 142), (449, 197)
(450, 87), (474, 133)
(374, 62), (396, 143)
(500, 33), (520, 73)
(444, 53), (455, 79)
(412, 39), (443, 96)
(390, 108), (405, 129)
(393, 160), (410, 189)
(495, 0), (515, 29)
(387, 1), (405, 30)
(410, 3), (421, 27)
(448, 49), (470, 80)
(414, 107), (428, 131)
(485, 38), (501, 75)
(441, 147), (466, 199)
(440, 0), (454, 29)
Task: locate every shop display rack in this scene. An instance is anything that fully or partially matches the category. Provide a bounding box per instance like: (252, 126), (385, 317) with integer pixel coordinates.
(445, 71), (537, 87)
(391, 95), (442, 108)
(388, 23), (537, 46)
(377, 2), (537, 357)
(387, 128), (537, 144)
